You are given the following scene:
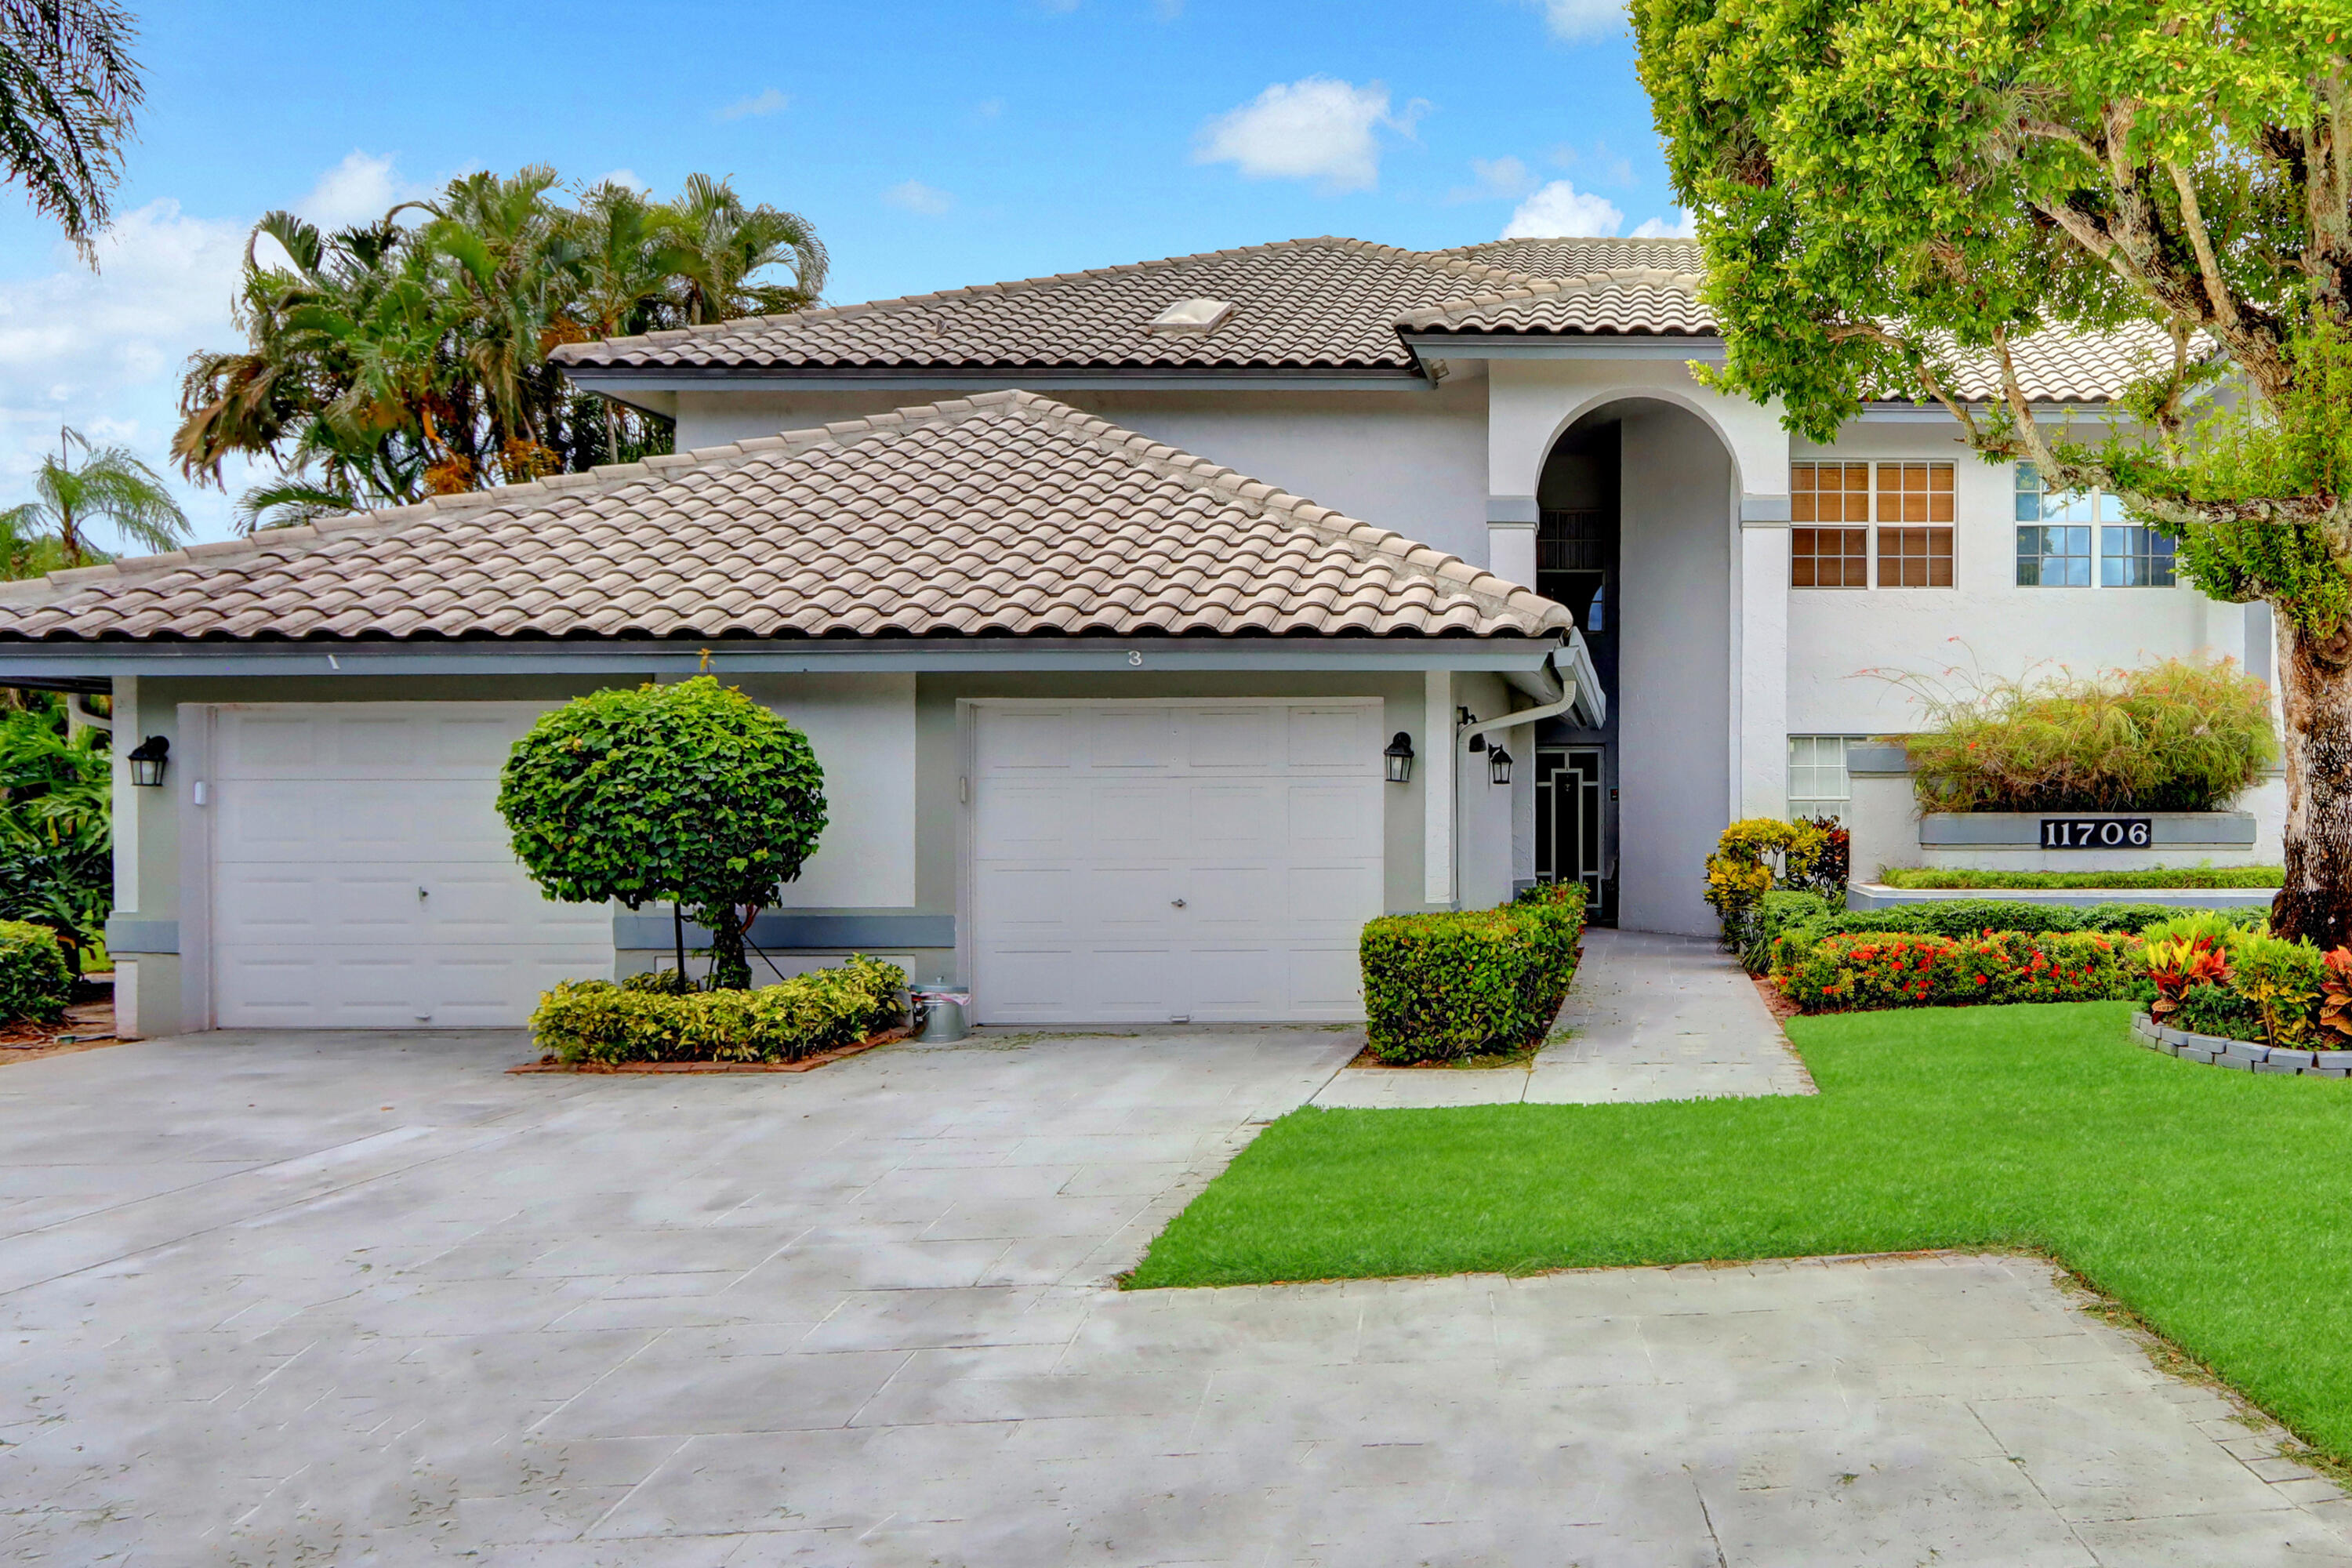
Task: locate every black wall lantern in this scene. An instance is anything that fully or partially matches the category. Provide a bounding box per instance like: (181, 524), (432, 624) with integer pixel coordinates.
(126, 735), (169, 788)
(1382, 731), (1415, 784)
(1487, 745), (1513, 787)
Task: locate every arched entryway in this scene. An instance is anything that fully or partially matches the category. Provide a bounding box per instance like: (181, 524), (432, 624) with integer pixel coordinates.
(1530, 397), (1739, 936)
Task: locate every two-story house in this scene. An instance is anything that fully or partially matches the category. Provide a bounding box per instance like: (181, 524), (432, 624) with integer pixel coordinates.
(0, 235), (2267, 1036)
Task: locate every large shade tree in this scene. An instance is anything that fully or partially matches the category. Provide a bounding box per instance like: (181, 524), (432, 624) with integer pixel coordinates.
(174, 169), (828, 529)
(1635, 0), (2352, 946)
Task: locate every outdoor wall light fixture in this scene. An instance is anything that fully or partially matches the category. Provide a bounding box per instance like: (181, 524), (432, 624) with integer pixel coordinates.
(126, 735), (169, 788)
(1383, 732), (1415, 784)
(1488, 746), (1513, 787)
(1457, 706), (1486, 752)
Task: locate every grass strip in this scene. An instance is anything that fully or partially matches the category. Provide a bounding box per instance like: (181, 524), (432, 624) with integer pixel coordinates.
(1127, 1001), (2352, 1461)
(1876, 866), (2284, 890)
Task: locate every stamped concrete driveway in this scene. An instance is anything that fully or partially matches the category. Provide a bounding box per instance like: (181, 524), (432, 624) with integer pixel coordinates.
(4, 1012), (2349, 1566)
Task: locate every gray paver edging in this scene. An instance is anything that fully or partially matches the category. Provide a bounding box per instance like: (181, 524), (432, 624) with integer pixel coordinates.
(2129, 1010), (2352, 1076)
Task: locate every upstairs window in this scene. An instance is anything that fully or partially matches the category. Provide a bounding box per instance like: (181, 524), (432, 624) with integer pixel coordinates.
(2016, 464), (2176, 587)
(1875, 462), (1955, 587)
(1790, 463), (1869, 587)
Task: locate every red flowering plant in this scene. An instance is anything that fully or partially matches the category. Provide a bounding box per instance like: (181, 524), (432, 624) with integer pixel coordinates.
(1780, 929), (2146, 1014)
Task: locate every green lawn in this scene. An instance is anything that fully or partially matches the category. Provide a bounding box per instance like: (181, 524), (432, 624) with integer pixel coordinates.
(1129, 1001), (2352, 1460)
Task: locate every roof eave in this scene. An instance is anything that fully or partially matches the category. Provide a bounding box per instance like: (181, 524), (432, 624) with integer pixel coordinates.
(560, 364), (1436, 393)
(1398, 331), (1729, 361)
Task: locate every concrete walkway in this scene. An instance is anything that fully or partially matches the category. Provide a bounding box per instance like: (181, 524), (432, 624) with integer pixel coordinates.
(1314, 927), (1815, 1109)
(3, 1022), (2347, 1563)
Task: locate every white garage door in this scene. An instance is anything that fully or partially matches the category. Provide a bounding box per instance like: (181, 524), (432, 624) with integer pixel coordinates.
(209, 704), (614, 1028)
(971, 699), (1384, 1024)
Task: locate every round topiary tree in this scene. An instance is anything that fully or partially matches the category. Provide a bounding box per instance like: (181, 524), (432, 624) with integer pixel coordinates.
(497, 677), (828, 990)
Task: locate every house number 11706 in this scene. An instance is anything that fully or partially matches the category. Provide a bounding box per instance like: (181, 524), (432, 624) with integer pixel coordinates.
(2039, 818), (2153, 849)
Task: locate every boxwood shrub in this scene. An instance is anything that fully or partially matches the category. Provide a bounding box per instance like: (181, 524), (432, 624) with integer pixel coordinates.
(0, 919), (69, 1023)
(1779, 930), (2150, 1013)
(531, 955), (907, 1065)
(1360, 883), (1586, 1065)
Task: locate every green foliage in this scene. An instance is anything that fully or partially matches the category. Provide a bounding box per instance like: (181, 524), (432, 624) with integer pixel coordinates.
(1766, 898), (2183, 978)
(2136, 909), (2269, 949)
(1896, 659), (2275, 814)
(1778, 930), (2144, 1013)
(498, 678), (827, 990)
(0, 426), (188, 570)
(531, 955), (906, 1065)
(175, 169), (826, 522)
(1359, 884), (1586, 1065)
(1878, 866), (2283, 891)
(1704, 818), (1846, 952)
(2227, 930), (2328, 1045)
(1123, 1002), (2352, 1462)
(0, 698), (109, 968)
(0, 917), (70, 1022)
(2172, 982), (2263, 1040)
(1739, 889), (1834, 975)
(0, 0), (142, 256)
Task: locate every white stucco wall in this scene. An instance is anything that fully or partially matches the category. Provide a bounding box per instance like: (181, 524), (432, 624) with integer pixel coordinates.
(733, 673), (917, 909)
(1617, 404), (1737, 936)
(673, 378), (1493, 568)
(1786, 422), (2249, 736)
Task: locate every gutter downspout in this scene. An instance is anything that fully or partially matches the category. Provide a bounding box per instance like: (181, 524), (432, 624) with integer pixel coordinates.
(1449, 633), (1606, 906)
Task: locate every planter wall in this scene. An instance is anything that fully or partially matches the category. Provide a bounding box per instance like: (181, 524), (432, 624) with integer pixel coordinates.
(1918, 811), (2259, 873)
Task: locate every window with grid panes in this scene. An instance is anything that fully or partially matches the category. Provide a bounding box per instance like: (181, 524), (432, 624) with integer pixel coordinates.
(1790, 463), (1870, 587)
(1875, 463), (1954, 586)
(1788, 735), (1859, 822)
(2013, 465), (2176, 587)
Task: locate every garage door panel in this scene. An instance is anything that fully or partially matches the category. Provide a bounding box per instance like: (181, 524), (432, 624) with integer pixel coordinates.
(976, 784), (1080, 851)
(209, 704), (615, 1029)
(976, 708), (1076, 773)
(974, 700), (1381, 1024)
(1183, 708), (1278, 769)
(1285, 946), (1366, 1014)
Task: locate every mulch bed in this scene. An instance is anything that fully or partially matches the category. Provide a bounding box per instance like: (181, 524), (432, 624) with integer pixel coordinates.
(508, 1026), (912, 1075)
(1748, 971), (1802, 1024)
(0, 994), (118, 1067)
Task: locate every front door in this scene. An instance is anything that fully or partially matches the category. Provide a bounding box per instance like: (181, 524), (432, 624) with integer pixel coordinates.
(1535, 746), (1613, 926)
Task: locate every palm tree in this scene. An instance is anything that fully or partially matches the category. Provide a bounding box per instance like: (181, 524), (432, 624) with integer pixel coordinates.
(0, 0), (143, 259)
(663, 172), (828, 325)
(0, 426), (187, 568)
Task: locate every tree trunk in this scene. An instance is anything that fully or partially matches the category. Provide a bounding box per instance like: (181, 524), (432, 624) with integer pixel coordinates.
(698, 902), (752, 990)
(2270, 613), (2352, 949)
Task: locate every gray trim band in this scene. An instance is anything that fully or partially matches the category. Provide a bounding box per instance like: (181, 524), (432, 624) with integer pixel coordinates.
(1739, 494), (1792, 524)
(1844, 742), (1913, 776)
(103, 917), (178, 954)
(564, 368), (1432, 393)
(1918, 811), (2257, 848)
(615, 913), (954, 951)
(0, 636), (1566, 681)
(1485, 495), (1539, 525)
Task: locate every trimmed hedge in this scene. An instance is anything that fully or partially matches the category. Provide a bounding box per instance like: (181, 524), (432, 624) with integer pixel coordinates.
(1878, 866), (2285, 891)
(0, 919), (69, 1023)
(1778, 930), (2149, 1013)
(531, 955), (906, 1065)
(1360, 883), (1586, 1065)
(1759, 898), (2201, 977)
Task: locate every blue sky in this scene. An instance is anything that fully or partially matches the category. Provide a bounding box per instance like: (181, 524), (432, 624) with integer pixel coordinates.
(0, 0), (1681, 542)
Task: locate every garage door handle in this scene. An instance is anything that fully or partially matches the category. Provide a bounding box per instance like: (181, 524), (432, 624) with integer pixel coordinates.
(1171, 898), (1186, 908)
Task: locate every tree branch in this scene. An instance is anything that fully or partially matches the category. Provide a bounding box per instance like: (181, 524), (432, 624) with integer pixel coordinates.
(2164, 161), (2241, 333)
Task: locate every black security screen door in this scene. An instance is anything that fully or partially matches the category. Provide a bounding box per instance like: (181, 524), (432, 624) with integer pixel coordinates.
(1534, 746), (1610, 925)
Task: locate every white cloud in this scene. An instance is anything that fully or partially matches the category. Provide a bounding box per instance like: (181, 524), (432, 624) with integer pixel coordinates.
(882, 180), (954, 216)
(718, 87), (789, 121)
(1632, 209), (1697, 239)
(0, 198), (260, 543)
(296, 150), (432, 230)
(1523, 0), (1627, 41)
(596, 169), (650, 194)
(974, 98), (1004, 121)
(1193, 77), (1422, 194)
(1449, 154), (1535, 203)
(1502, 179), (1625, 238)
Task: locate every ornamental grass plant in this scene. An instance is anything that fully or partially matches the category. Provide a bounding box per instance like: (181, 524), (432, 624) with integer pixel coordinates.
(1897, 658), (2275, 814)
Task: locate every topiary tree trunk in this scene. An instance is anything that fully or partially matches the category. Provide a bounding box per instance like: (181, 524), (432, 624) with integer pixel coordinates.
(697, 902), (753, 993)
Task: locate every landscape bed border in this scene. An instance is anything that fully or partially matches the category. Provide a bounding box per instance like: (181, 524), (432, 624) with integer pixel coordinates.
(2129, 1011), (2352, 1077)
